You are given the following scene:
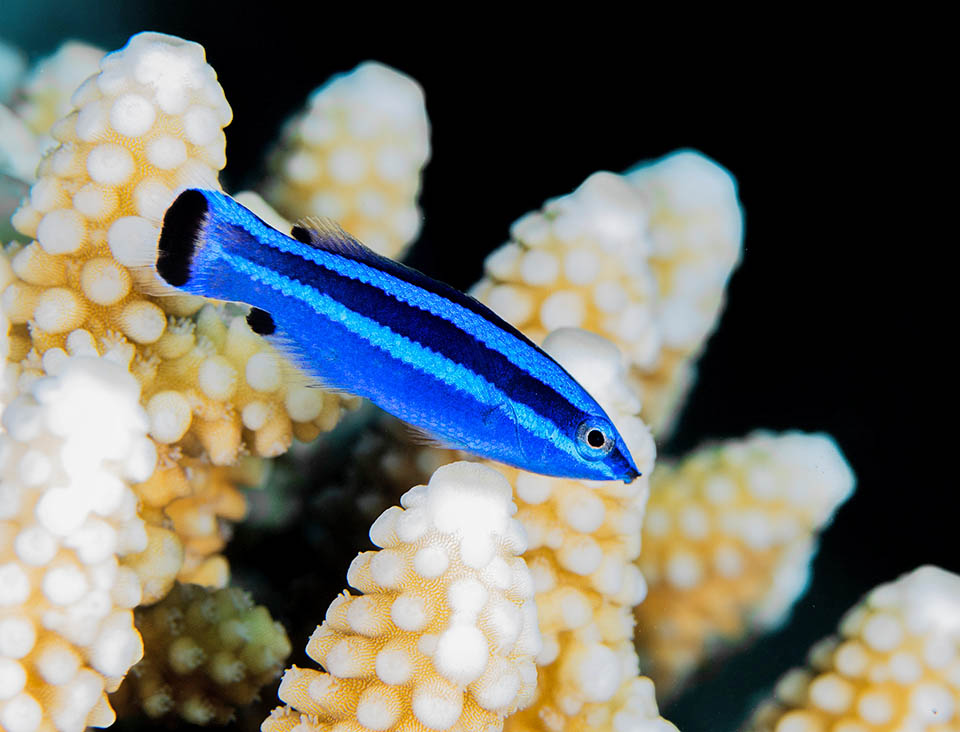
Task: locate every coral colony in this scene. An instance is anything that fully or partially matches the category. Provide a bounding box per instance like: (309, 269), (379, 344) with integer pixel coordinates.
(0, 29), (948, 732)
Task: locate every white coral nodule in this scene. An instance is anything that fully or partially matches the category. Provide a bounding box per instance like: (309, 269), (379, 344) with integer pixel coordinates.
(263, 461), (541, 732)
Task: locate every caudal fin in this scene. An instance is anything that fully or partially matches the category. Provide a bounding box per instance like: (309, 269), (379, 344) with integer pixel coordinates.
(156, 189), (209, 288)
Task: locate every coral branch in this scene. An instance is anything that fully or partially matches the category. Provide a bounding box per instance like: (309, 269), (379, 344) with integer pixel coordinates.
(470, 151), (743, 436)
(625, 151), (743, 434)
(500, 329), (675, 731)
(745, 566), (960, 731)
(1, 43), (105, 186)
(0, 347), (156, 731)
(294, 330), (681, 730)
(635, 432), (855, 697)
(111, 582), (291, 725)
(261, 61), (430, 259)
(263, 461), (540, 732)
(2, 31), (356, 594)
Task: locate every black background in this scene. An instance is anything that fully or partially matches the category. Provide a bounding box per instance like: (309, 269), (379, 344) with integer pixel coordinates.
(2, 5), (933, 731)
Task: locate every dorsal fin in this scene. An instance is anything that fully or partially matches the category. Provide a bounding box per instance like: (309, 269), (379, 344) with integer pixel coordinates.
(290, 217), (379, 261)
(288, 217), (460, 310)
(288, 214), (548, 367)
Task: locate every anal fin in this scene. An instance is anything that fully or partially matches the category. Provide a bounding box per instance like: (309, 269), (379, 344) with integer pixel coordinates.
(403, 423), (457, 451)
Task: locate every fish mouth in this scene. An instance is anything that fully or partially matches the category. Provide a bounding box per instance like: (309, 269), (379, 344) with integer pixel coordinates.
(622, 466), (641, 483)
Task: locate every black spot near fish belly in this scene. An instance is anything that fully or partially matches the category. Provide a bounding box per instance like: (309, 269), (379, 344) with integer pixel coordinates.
(157, 189), (208, 287)
(246, 307), (276, 335)
(290, 226), (312, 245)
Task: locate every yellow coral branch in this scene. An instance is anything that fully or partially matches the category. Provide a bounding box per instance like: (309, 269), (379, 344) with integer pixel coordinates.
(0, 347), (155, 731)
(2, 31), (355, 596)
(111, 582), (291, 725)
(261, 61), (430, 260)
(745, 566), (960, 732)
(470, 151), (743, 436)
(635, 431), (855, 697)
(263, 461), (540, 732)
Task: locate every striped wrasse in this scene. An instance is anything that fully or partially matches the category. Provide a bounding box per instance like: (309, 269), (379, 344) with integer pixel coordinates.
(156, 189), (640, 482)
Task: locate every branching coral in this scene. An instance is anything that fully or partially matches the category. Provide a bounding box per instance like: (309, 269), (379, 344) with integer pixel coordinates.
(0, 26), (867, 732)
(1, 32), (354, 595)
(261, 61), (430, 259)
(2, 29), (229, 401)
(470, 151), (742, 436)
(2, 31), (347, 464)
(626, 152), (742, 361)
(0, 347), (155, 732)
(634, 432), (855, 697)
(263, 461), (541, 732)
(470, 171), (659, 371)
(111, 582), (291, 725)
(1, 42), (105, 213)
(745, 566), (960, 732)
(2, 38), (432, 729)
(131, 455), (257, 592)
(6, 328), (247, 601)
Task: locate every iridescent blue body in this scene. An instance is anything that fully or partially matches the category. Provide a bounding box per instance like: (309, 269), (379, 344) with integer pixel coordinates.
(157, 189), (640, 482)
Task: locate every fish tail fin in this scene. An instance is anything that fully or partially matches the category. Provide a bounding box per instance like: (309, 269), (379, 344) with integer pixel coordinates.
(156, 188), (221, 295)
(156, 189), (208, 289)
(157, 188), (252, 299)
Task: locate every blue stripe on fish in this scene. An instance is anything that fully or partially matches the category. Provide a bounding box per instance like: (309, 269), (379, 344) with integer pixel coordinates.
(221, 249), (581, 460)
(201, 193), (598, 418)
(213, 222), (586, 431)
(156, 188), (641, 482)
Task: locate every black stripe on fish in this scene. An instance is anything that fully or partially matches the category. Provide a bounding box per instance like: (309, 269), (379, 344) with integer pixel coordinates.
(231, 228), (586, 430)
(289, 221), (547, 365)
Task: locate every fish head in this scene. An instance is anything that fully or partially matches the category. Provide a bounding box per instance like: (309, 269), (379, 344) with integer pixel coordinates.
(569, 414), (640, 483)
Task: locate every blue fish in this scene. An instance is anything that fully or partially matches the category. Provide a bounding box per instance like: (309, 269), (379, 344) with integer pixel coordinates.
(156, 189), (640, 482)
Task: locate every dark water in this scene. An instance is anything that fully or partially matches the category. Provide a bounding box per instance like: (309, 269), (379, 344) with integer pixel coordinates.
(1, 6), (928, 731)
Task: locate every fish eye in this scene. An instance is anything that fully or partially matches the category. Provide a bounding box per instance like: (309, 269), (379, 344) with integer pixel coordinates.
(576, 417), (615, 460)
